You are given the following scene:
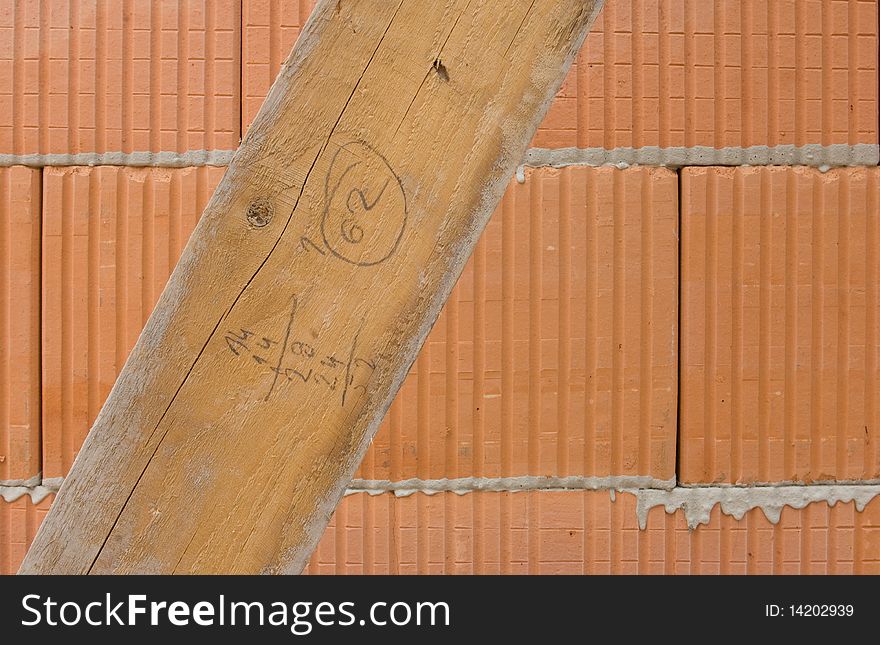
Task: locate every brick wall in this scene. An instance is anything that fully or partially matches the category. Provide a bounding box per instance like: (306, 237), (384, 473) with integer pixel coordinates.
(1, 0), (879, 574)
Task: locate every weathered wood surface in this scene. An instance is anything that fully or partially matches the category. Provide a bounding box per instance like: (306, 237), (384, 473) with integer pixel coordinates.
(21, 0), (603, 574)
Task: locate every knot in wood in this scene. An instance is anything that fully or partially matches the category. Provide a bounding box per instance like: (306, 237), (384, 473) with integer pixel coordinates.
(246, 199), (273, 228)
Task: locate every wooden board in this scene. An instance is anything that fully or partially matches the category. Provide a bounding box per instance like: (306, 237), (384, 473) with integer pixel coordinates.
(21, 0), (603, 574)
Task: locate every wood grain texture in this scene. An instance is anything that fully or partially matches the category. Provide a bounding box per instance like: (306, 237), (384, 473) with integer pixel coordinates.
(21, 0), (603, 574)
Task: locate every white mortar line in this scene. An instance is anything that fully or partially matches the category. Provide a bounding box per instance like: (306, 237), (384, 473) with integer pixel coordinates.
(2, 144), (877, 169)
(519, 143), (880, 175)
(346, 475), (676, 496)
(343, 481), (880, 530)
(41, 476), (65, 489)
(677, 477), (880, 488)
(0, 149), (236, 167)
(5, 477), (879, 532)
(630, 484), (880, 530)
(0, 474), (42, 488)
(0, 482), (60, 504)
(0, 474), (62, 503)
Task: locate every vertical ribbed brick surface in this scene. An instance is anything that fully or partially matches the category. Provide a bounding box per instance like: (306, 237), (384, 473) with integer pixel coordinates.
(241, 0), (315, 134)
(0, 495), (52, 575)
(41, 166), (225, 478)
(6, 492), (878, 575)
(241, 0), (879, 150)
(2, 0), (878, 577)
(549, 0), (879, 150)
(0, 167), (41, 483)
(305, 491), (880, 574)
(0, 0), (240, 156)
(681, 166), (880, 484)
(39, 167), (678, 483)
(356, 166), (679, 482)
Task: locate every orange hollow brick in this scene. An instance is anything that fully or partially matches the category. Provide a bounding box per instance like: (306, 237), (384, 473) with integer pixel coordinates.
(357, 166), (679, 483)
(5, 491), (878, 575)
(306, 491), (880, 575)
(40, 166), (678, 485)
(0, 494), (52, 576)
(0, 0), (241, 157)
(0, 167), (41, 484)
(41, 166), (227, 479)
(681, 166), (880, 484)
(242, 0), (878, 151)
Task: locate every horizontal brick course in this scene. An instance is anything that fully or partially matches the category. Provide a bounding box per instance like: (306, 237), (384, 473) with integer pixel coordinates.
(38, 166), (679, 483)
(1, 0), (878, 577)
(243, 0), (879, 151)
(0, 0), (240, 157)
(5, 490), (878, 574)
(307, 490), (880, 575)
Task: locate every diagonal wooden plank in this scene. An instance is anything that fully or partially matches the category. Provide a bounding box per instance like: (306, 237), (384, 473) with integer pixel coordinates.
(21, 0), (603, 574)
